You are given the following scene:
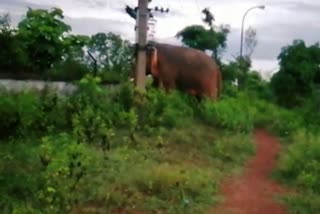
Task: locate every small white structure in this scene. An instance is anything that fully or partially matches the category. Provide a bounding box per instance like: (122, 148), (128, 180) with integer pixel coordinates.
(147, 17), (157, 41)
(135, 11), (157, 43)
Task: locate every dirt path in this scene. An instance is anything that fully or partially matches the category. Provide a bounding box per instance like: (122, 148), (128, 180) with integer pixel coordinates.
(210, 129), (288, 214)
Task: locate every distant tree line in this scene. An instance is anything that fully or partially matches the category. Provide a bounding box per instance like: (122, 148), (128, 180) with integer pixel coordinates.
(0, 8), (134, 83)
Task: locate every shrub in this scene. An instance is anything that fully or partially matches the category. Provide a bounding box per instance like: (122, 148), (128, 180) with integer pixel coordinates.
(38, 133), (107, 213)
(113, 84), (195, 130)
(212, 132), (254, 167)
(0, 138), (42, 213)
(276, 131), (320, 213)
(200, 93), (255, 132)
(143, 89), (194, 128)
(277, 131), (320, 192)
(0, 90), (44, 138)
(48, 59), (89, 81)
(252, 99), (302, 136)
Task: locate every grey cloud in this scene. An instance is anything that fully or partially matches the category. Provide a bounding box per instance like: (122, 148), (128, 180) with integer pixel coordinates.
(272, 1), (320, 14)
(64, 16), (134, 39)
(1, 0), (51, 10)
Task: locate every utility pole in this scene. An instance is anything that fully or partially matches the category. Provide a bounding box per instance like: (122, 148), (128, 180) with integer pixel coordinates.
(134, 0), (149, 91)
(125, 1), (169, 90)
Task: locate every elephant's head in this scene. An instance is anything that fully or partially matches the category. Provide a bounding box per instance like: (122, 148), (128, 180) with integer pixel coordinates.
(145, 42), (158, 77)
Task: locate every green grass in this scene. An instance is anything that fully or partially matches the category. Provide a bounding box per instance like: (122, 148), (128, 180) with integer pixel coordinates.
(274, 130), (320, 214)
(0, 122), (254, 214)
(0, 76), (275, 213)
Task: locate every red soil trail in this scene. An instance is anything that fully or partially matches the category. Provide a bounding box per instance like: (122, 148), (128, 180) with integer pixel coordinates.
(210, 129), (288, 214)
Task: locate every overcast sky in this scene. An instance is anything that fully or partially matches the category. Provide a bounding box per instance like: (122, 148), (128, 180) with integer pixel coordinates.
(1, 0), (320, 78)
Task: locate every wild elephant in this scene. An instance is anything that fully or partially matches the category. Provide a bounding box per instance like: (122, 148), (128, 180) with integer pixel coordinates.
(144, 42), (222, 100)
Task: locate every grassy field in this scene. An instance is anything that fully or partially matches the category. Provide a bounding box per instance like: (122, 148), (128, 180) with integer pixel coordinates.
(1, 75), (319, 214)
(0, 77), (256, 213)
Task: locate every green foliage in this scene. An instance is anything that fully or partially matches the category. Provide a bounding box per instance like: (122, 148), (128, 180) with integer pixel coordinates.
(0, 90), (43, 138)
(253, 99), (302, 137)
(18, 7), (71, 74)
(48, 59), (89, 81)
(220, 57), (268, 93)
(212, 132), (254, 167)
(282, 192), (320, 214)
(220, 61), (241, 84)
(276, 131), (320, 213)
(0, 138), (42, 213)
(142, 89), (194, 129)
(0, 88), (70, 139)
(0, 14), (27, 74)
(0, 77), (258, 213)
(271, 40), (320, 108)
(245, 71), (273, 100)
(176, 24), (230, 60)
(38, 133), (106, 213)
(47, 34), (91, 81)
(278, 131), (320, 192)
(200, 93), (255, 132)
(0, 9), (133, 82)
(88, 32), (134, 82)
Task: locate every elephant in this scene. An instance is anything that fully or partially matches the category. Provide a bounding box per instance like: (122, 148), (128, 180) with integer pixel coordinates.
(144, 42), (222, 100)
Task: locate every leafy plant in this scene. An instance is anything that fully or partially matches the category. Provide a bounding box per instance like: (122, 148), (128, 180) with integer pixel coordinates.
(18, 7), (71, 74)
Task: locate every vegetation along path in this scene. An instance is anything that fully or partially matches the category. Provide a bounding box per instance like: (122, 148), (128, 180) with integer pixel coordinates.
(211, 129), (288, 214)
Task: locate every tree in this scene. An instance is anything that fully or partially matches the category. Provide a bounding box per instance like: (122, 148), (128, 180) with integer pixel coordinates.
(87, 32), (134, 82)
(176, 24), (229, 60)
(244, 26), (257, 57)
(0, 13), (10, 29)
(18, 7), (71, 74)
(48, 34), (91, 81)
(271, 40), (320, 107)
(63, 34), (90, 61)
(0, 13), (27, 74)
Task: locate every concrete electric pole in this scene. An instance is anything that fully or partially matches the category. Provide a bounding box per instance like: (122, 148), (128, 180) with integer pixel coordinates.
(134, 0), (149, 91)
(125, 1), (169, 91)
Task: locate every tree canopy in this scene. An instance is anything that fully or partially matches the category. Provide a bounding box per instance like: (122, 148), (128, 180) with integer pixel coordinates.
(17, 8), (71, 74)
(176, 24), (230, 60)
(271, 40), (320, 107)
(0, 7), (134, 82)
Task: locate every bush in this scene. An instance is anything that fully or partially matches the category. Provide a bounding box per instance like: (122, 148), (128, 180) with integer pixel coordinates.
(277, 131), (320, 192)
(143, 89), (194, 128)
(0, 138), (42, 213)
(212, 132), (254, 167)
(112, 84), (195, 130)
(0, 90), (43, 138)
(276, 130), (320, 212)
(38, 133), (108, 213)
(200, 93), (255, 132)
(0, 78), (261, 213)
(48, 59), (89, 81)
(253, 99), (302, 136)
